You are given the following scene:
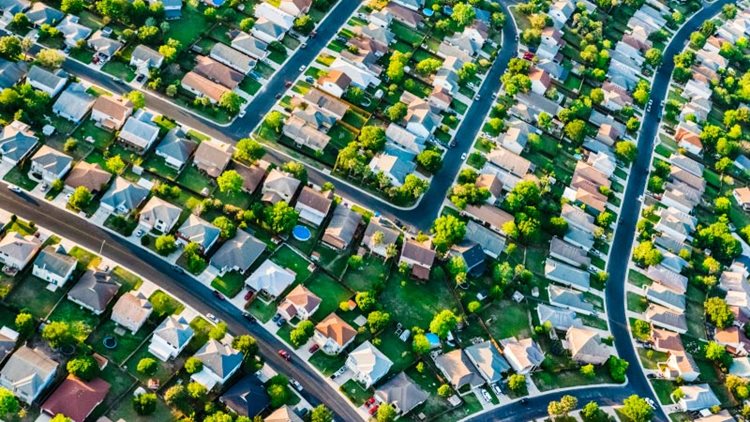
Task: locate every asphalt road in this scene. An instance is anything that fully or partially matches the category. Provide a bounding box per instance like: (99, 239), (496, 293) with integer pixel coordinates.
(0, 189), (362, 421)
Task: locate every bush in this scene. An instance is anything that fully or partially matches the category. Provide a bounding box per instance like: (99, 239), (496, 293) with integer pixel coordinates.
(67, 355), (99, 380)
(136, 357), (159, 376)
(184, 357), (203, 374)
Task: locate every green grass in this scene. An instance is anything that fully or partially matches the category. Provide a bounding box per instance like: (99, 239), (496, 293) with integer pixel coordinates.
(3, 165), (38, 191)
(211, 271), (246, 298)
(381, 268), (459, 329)
(149, 290), (184, 318)
(467, 152), (486, 169)
(89, 319), (152, 365)
(312, 242), (351, 278)
(531, 365), (613, 391)
(142, 155), (179, 181)
(176, 164), (214, 195)
(480, 299), (532, 340)
(125, 343), (177, 385)
(0, 303), (18, 329)
(390, 21), (424, 46)
(5, 218), (37, 235)
(341, 255), (390, 292)
(102, 59), (136, 82)
(111, 266), (143, 291)
(627, 292), (648, 313)
(651, 379), (676, 404)
(107, 386), (175, 422)
(305, 273), (352, 322)
(685, 285), (706, 340)
(93, 365), (137, 421)
(340, 379), (372, 405)
(47, 300), (101, 343)
(628, 269), (652, 288)
(240, 77), (262, 96)
(637, 347), (668, 370)
(375, 329), (414, 373)
(270, 245), (312, 283)
(247, 298), (278, 322)
(164, 4), (209, 45)
(69, 246), (102, 271)
(6, 275), (65, 319)
(74, 120), (115, 149)
(309, 350), (347, 376)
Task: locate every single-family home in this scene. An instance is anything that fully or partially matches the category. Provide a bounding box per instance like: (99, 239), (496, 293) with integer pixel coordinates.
(645, 283), (686, 312)
(64, 162), (111, 194)
(155, 128), (198, 170)
(119, 115), (160, 152)
(659, 349), (700, 382)
(245, 259), (295, 300)
(160, 0), (182, 19)
(130, 45), (164, 76)
(181, 71), (230, 103)
(41, 376), (110, 422)
(0, 0), (29, 21)
(500, 337), (544, 374)
(25, 2), (63, 27)
(549, 237), (591, 268)
(231, 32), (269, 60)
(487, 147), (532, 177)
(191, 339), (243, 390)
(465, 341), (511, 384)
(0, 346), (58, 403)
(29, 145), (72, 183)
(26, 65), (66, 97)
(329, 57), (382, 89)
(346, 341), (393, 388)
(399, 239), (435, 281)
(0, 327), (18, 365)
(252, 18), (286, 43)
(234, 163), (266, 195)
(715, 326), (750, 357)
(295, 186), (333, 227)
(565, 327), (611, 365)
(192, 138), (233, 179)
(176, 214), (221, 253)
(675, 384), (720, 412)
(254, 2), (294, 30)
(282, 115), (331, 152)
(434, 349), (484, 393)
(52, 82), (94, 122)
(314, 313), (356, 355)
(91, 95), (133, 131)
(0, 232), (41, 270)
(449, 241), (486, 277)
(464, 220), (505, 259)
(111, 291), (153, 334)
(322, 206), (362, 250)
(148, 316), (194, 361)
(0, 58), (27, 89)
(138, 196), (181, 234)
(544, 258), (591, 291)
(316, 70), (352, 98)
(405, 98), (440, 139)
(32, 246), (76, 288)
(734, 187), (750, 211)
(362, 218), (400, 259)
(529, 68), (551, 95)
(261, 169), (301, 204)
(67, 270), (120, 315)
(385, 123), (425, 154)
(645, 303), (688, 334)
(277, 284), (320, 322)
(548, 285), (595, 315)
(193, 55), (244, 90)
(210, 43), (255, 75)
(369, 151), (417, 187)
(219, 374), (269, 418)
(537, 303), (582, 330)
(210, 230), (265, 274)
(100, 177), (149, 215)
(87, 30), (123, 60)
(374, 372), (429, 416)
(279, 0), (310, 16)
(56, 15), (91, 48)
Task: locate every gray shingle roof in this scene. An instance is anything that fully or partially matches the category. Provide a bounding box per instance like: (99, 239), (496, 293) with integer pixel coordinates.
(31, 145), (73, 175)
(27, 65), (64, 92)
(100, 177), (149, 213)
(374, 372), (428, 415)
(465, 341), (511, 383)
(153, 316), (194, 350)
(156, 128), (197, 164)
(33, 246), (76, 278)
(0, 346), (58, 400)
(178, 214), (220, 251)
(66, 271), (120, 313)
(210, 230), (265, 273)
(195, 339), (243, 379)
(0, 58), (27, 89)
(52, 82), (94, 121)
(119, 116), (159, 149)
(25, 2), (63, 26)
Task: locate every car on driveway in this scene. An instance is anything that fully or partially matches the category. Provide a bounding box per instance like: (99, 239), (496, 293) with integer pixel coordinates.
(308, 344), (319, 353)
(480, 389), (492, 403)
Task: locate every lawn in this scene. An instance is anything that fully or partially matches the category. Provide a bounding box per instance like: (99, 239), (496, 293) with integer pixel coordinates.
(309, 351), (346, 376)
(637, 347), (668, 370)
(375, 329), (414, 373)
(312, 242), (351, 278)
(5, 218), (37, 235)
(107, 385), (175, 422)
(381, 268), (459, 329)
(142, 155), (179, 181)
(628, 269), (652, 288)
(240, 77), (262, 96)
(479, 299), (532, 340)
(404, 364), (452, 419)
(305, 273), (352, 322)
(6, 275), (65, 319)
(341, 255), (390, 292)
(112, 266), (143, 291)
(651, 379), (676, 404)
(73, 120), (115, 149)
(390, 21), (424, 46)
(3, 164), (38, 191)
(532, 364), (613, 391)
(149, 290), (185, 318)
(270, 245), (312, 283)
(211, 271), (246, 298)
(92, 365), (137, 421)
(47, 300), (101, 343)
(627, 292), (648, 313)
(340, 379), (371, 406)
(247, 298), (278, 323)
(68, 246), (102, 271)
(685, 285), (707, 340)
(125, 343), (178, 385)
(176, 164), (214, 195)
(164, 4), (208, 45)
(0, 303), (18, 329)
(89, 319), (153, 365)
(102, 60), (136, 82)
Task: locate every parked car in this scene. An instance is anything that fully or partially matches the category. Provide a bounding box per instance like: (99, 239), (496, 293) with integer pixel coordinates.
(244, 290), (255, 301)
(290, 379), (303, 391)
(278, 349), (291, 361)
(308, 344), (319, 353)
(206, 313), (219, 324)
(368, 406), (379, 415)
(7, 185), (21, 193)
(212, 290), (225, 300)
(480, 389), (492, 403)
(276, 317), (286, 327)
(272, 313), (282, 322)
(242, 312), (256, 323)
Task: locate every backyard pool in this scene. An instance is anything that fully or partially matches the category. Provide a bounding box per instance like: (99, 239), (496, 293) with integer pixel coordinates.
(292, 225), (312, 241)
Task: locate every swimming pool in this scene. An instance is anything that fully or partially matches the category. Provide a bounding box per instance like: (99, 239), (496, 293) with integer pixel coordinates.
(292, 225), (312, 241)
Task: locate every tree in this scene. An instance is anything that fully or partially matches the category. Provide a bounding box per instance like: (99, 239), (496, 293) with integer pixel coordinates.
(106, 155), (126, 174)
(386, 51), (409, 82)
(706, 341), (731, 367)
(289, 320), (314, 347)
(184, 356), (203, 374)
(632, 319), (651, 341)
(0, 36), (22, 59)
(137, 25), (159, 44)
(137, 357), (159, 376)
(451, 2), (476, 28)
(266, 377), (291, 408)
(429, 310), (459, 339)
(458, 62), (478, 84)
(367, 310), (391, 333)
(42, 321), (74, 348)
(212, 216), (236, 239)
(14, 311), (33, 336)
(580, 363), (596, 378)
(209, 321), (228, 340)
(293, 14), (314, 34)
(620, 395), (652, 422)
(416, 58), (442, 75)
(132, 393), (157, 415)
(281, 161), (307, 184)
(689, 31), (706, 49)
(632, 241), (662, 267)
(154, 234), (176, 256)
(50, 415), (72, 422)
(581, 401), (608, 422)
(431, 215), (466, 252)
(263, 201), (299, 235)
(61, 0), (84, 13)
(615, 141), (637, 164)
(607, 356), (629, 382)
(416, 149), (443, 173)
(377, 403), (397, 422)
(265, 110), (285, 132)
(355, 291), (376, 312)
(232, 334), (258, 357)
(705, 297), (733, 328)
(217, 170), (243, 193)
(0, 388), (18, 419)
(548, 395), (578, 418)
(644, 48), (663, 67)
(564, 119), (587, 142)
(358, 126), (386, 151)
(234, 138), (264, 163)
(219, 92), (242, 114)
(187, 381), (207, 400)
(310, 405), (334, 422)
(437, 384), (452, 397)
(158, 38), (181, 63)
(67, 355), (99, 380)
(67, 186), (93, 211)
(240, 17), (255, 31)
(127, 90), (145, 109)
(385, 102), (407, 121)
(412, 333), (430, 354)
(36, 49), (65, 69)
(508, 374), (526, 392)
(164, 385), (187, 410)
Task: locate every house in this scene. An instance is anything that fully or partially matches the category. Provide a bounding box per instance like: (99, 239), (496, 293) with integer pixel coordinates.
(261, 169), (300, 204)
(676, 126), (703, 156)
(449, 241), (486, 277)
(119, 115), (160, 152)
(329, 57), (381, 89)
(41, 376), (110, 422)
(561, 203), (596, 232)
(314, 313), (356, 355)
(111, 291), (153, 333)
(234, 163), (266, 194)
(675, 384), (720, 412)
(316, 70), (352, 98)
(0, 327), (18, 365)
(465, 341), (511, 384)
(463, 204), (514, 235)
(245, 259), (295, 300)
(25, 2), (63, 27)
(405, 98), (440, 139)
(434, 349), (484, 393)
(399, 239), (435, 281)
(252, 18), (286, 43)
(52, 82), (94, 122)
(303, 88), (349, 120)
(231, 32), (269, 60)
(193, 56), (244, 91)
(660, 350), (700, 382)
(346, 341), (393, 388)
(100, 177), (149, 215)
(56, 15), (91, 48)
(138, 197), (181, 233)
(487, 147), (532, 177)
(27, 65), (66, 97)
(67, 270), (120, 315)
(374, 372), (429, 416)
(549, 237), (591, 268)
(500, 337), (544, 374)
(220, 374), (270, 417)
(734, 187), (750, 211)
(645, 303), (688, 334)
(278, 0), (310, 16)
(548, 285), (595, 314)
(295, 186), (333, 226)
(91, 95), (133, 131)
(565, 327), (611, 364)
(0, 58), (27, 89)
(192, 139), (232, 179)
(386, 123), (425, 154)
(155, 128), (198, 170)
(369, 151), (417, 187)
(32, 246), (76, 288)
(322, 206), (362, 250)
(282, 116), (331, 152)
(191, 340), (243, 390)
(87, 30), (123, 60)
(362, 219), (400, 259)
(464, 220), (505, 259)
(181, 71), (230, 103)
(254, 2), (294, 30)
(529, 68), (551, 95)
(392, 0), (423, 11)
(210, 43), (255, 75)
(266, 406), (303, 422)
(647, 265), (688, 294)
(544, 258), (590, 291)
(0, 346), (58, 403)
(210, 230), (266, 274)
(602, 82), (632, 112)
(64, 162), (111, 194)
(30, 145), (73, 183)
(130, 45), (164, 76)
(148, 316), (194, 361)
(277, 284), (320, 322)
(500, 121), (529, 155)
(177, 215), (221, 253)
(0, 232), (41, 270)
(655, 207), (697, 244)
(549, 0), (574, 28)
(0, 0), (29, 21)
(715, 326), (750, 357)
(537, 303), (582, 330)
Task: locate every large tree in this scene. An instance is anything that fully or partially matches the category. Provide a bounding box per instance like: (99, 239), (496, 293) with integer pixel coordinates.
(431, 215), (466, 252)
(429, 310), (459, 339)
(217, 170), (244, 193)
(620, 395), (653, 422)
(263, 201), (299, 235)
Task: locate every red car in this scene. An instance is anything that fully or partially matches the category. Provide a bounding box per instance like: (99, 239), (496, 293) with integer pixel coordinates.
(308, 344), (319, 353)
(244, 290), (255, 301)
(278, 349), (291, 361)
(523, 52), (535, 61)
(365, 397), (375, 407)
(369, 405), (379, 415)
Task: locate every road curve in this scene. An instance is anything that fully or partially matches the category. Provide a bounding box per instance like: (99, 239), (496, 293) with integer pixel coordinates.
(466, 1), (732, 420)
(0, 189), (363, 421)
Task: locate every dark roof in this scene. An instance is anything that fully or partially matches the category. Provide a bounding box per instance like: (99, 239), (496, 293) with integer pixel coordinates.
(450, 241), (486, 276)
(0, 58), (27, 89)
(220, 374), (270, 417)
(42, 376), (110, 422)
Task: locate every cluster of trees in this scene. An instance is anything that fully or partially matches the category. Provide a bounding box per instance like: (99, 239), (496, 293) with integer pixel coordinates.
(501, 58), (532, 96)
(0, 83), (51, 124)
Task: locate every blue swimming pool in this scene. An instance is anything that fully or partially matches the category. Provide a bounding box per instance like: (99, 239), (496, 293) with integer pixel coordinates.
(292, 225), (312, 241)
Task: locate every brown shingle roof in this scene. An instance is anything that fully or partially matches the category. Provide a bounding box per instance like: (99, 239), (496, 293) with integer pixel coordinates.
(296, 186), (333, 214)
(194, 55), (244, 89)
(182, 71), (229, 102)
(64, 162), (112, 193)
(234, 164), (266, 194)
(42, 376), (110, 422)
(92, 96), (132, 122)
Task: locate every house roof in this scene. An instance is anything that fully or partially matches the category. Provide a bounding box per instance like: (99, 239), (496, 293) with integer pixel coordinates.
(64, 161), (111, 193)
(25, 2), (63, 26)
(210, 43), (255, 74)
(0, 120), (37, 162)
(323, 206), (362, 249)
(31, 145), (72, 176)
(475, 173), (503, 197)
(92, 95), (133, 123)
(0, 327), (17, 365)
(156, 128), (197, 164)
(500, 337), (545, 371)
(67, 270), (120, 313)
(651, 328), (685, 353)
(296, 186), (333, 215)
(464, 220), (505, 258)
(220, 374), (269, 417)
(0, 58), (27, 89)
(401, 239), (435, 267)
(234, 163), (266, 194)
(194, 55), (244, 89)
(537, 303), (581, 330)
(315, 313), (356, 347)
(211, 230), (265, 273)
(549, 237), (591, 267)
(193, 139), (232, 178)
(545, 258), (590, 290)
(547, 285), (594, 313)
(348, 341), (393, 382)
(100, 177), (149, 212)
(0, 0), (29, 16)
(153, 316), (194, 350)
(56, 15), (92, 46)
(679, 384), (721, 411)
(33, 246), (76, 278)
(435, 349), (484, 390)
(645, 283), (686, 311)
(487, 147), (532, 176)
(363, 218), (400, 253)
(27, 65), (64, 91)
(246, 259), (295, 297)
(374, 372), (428, 414)
(646, 265), (688, 294)
(317, 70), (352, 92)
(131, 44), (164, 66)
(265, 405), (303, 422)
(139, 197), (181, 229)
(0, 232), (40, 265)
(283, 115), (331, 151)
(450, 241), (485, 274)
(196, 339), (243, 378)
(565, 326), (610, 363)
(112, 291), (152, 327)
(282, 284), (320, 316)
(369, 152), (416, 185)
(87, 30), (123, 56)
(120, 116), (159, 149)
(42, 376), (110, 422)
(645, 303), (688, 332)
(0, 346), (58, 399)
(52, 83), (95, 122)
(231, 31), (268, 59)
(182, 71), (229, 102)
(303, 88), (350, 118)
(465, 341), (510, 383)
(464, 204), (514, 230)
(178, 215), (221, 251)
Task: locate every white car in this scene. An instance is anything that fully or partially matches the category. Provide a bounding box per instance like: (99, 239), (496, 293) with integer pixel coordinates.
(290, 379), (303, 391)
(480, 389), (492, 403)
(206, 313), (220, 324)
(238, 109), (246, 118)
(7, 185), (21, 193)
(299, 65), (306, 72)
(461, 153), (467, 160)
(492, 384), (502, 396)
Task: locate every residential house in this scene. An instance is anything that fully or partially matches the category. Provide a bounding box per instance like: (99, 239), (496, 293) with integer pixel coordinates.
(549, 237), (591, 268)
(261, 169), (300, 204)
(210, 43), (255, 74)
(56, 15), (91, 48)
(0, 232), (41, 270)
(66, 270), (120, 315)
(0, 346), (58, 403)
(254, 2), (294, 30)
(405, 98), (440, 139)
(346, 341), (393, 388)
(645, 283), (686, 312)
(193, 56), (244, 91)
(119, 115), (160, 152)
(362, 218), (400, 259)
(277, 284), (320, 322)
(655, 207), (696, 244)
(52, 82), (94, 123)
(25, 2), (63, 27)
(64, 162), (111, 194)
(231, 32), (269, 60)
(434, 349), (484, 393)
(548, 285), (595, 315)
(549, 0), (575, 28)
(219, 374), (270, 417)
(41, 376), (110, 422)
(675, 384), (720, 412)
(193, 138), (233, 179)
(245, 259), (295, 300)
(544, 258), (590, 291)
(90, 95), (133, 131)
(475, 173), (503, 204)
(675, 126), (703, 156)
(529, 68), (551, 95)
(660, 350), (700, 382)
(181, 71), (230, 103)
(0, 327), (18, 365)
(191, 340), (243, 390)
(500, 337), (544, 374)
(176, 214), (220, 253)
(0, 0), (28, 21)
(252, 17), (286, 43)
(265, 406), (302, 422)
(500, 121), (529, 155)
(234, 163), (266, 195)
(111, 291), (153, 334)
(148, 316), (194, 361)
(130, 45), (164, 76)
(537, 303), (582, 331)
(464, 220), (505, 259)
(392, 0), (423, 11)
(314, 313), (356, 355)
(0, 120), (37, 166)
(385, 123), (425, 154)
(329, 57), (381, 89)
(87, 30), (123, 60)
(295, 186), (333, 226)
(565, 326), (611, 364)
(601, 82), (632, 112)
(282, 116), (331, 152)
(645, 303), (688, 334)
(399, 239), (435, 281)
(487, 147), (532, 177)
(734, 187), (750, 211)
(322, 206), (362, 250)
(463, 204), (514, 235)
(317, 70), (352, 98)
(26, 65), (66, 97)
(369, 150), (417, 187)
(30, 145), (72, 183)
(160, 0), (182, 19)
(279, 0), (311, 16)
(0, 58), (27, 89)
(715, 326), (750, 357)
(374, 372), (429, 416)
(210, 230), (265, 274)
(32, 246), (76, 288)
(100, 177), (149, 215)
(155, 128), (198, 170)
(465, 341), (511, 384)
(138, 197), (181, 233)
(449, 241), (486, 277)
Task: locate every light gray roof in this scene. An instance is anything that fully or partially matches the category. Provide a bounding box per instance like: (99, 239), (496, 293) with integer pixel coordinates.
(435, 349), (484, 390)
(0, 346), (58, 400)
(246, 260), (295, 298)
(679, 384), (721, 411)
(374, 373), (428, 415)
(537, 303), (582, 330)
(348, 341), (393, 383)
(0, 0), (29, 15)
(547, 285), (595, 314)
(139, 197), (181, 229)
(645, 304), (688, 332)
(195, 339), (243, 378)
(210, 230), (265, 273)
(0, 58), (27, 89)
(88, 30), (123, 56)
(231, 32), (268, 59)
(132, 44), (164, 66)
(25, 2), (63, 26)
(153, 316), (194, 349)
(564, 225), (595, 250)
(323, 206), (362, 249)
(645, 283), (686, 311)
(464, 220), (506, 258)
(27, 65), (64, 92)
(178, 214), (220, 251)
(465, 341), (510, 383)
(67, 270), (120, 313)
(120, 116), (159, 149)
(100, 177), (149, 213)
(646, 265), (688, 294)
(56, 15), (92, 45)
(33, 246), (76, 278)
(31, 145), (72, 175)
(544, 258), (590, 291)
(0, 232), (40, 265)
(369, 152), (416, 185)
(156, 128), (197, 164)
(0, 327), (17, 364)
(549, 237), (591, 267)
(52, 82), (95, 121)
(210, 43), (255, 74)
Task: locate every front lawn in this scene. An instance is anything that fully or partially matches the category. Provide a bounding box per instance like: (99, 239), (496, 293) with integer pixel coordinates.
(309, 350), (346, 376)
(650, 379), (676, 404)
(247, 297), (278, 322)
(102, 60), (136, 82)
(211, 271), (246, 298)
(69, 246), (102, 271)
(305, 273), (352, 322)
(149, 290), (185, 317)
(340, 379), (371, 406)
(5, 218), (37, 235)
(532, 364), (613, 391)
(479, 299), (532, 340)
(3, 165), (38, 191)
(111, 266), (143, 291)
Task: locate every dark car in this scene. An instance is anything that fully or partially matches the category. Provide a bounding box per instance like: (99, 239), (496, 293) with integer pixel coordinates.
(242, 312), (256, 323)
(244, 290), (255, 301)
(212, 290), (225, 300)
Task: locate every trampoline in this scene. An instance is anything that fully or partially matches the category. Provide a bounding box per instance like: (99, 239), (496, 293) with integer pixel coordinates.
(292, 225), (312, 241)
